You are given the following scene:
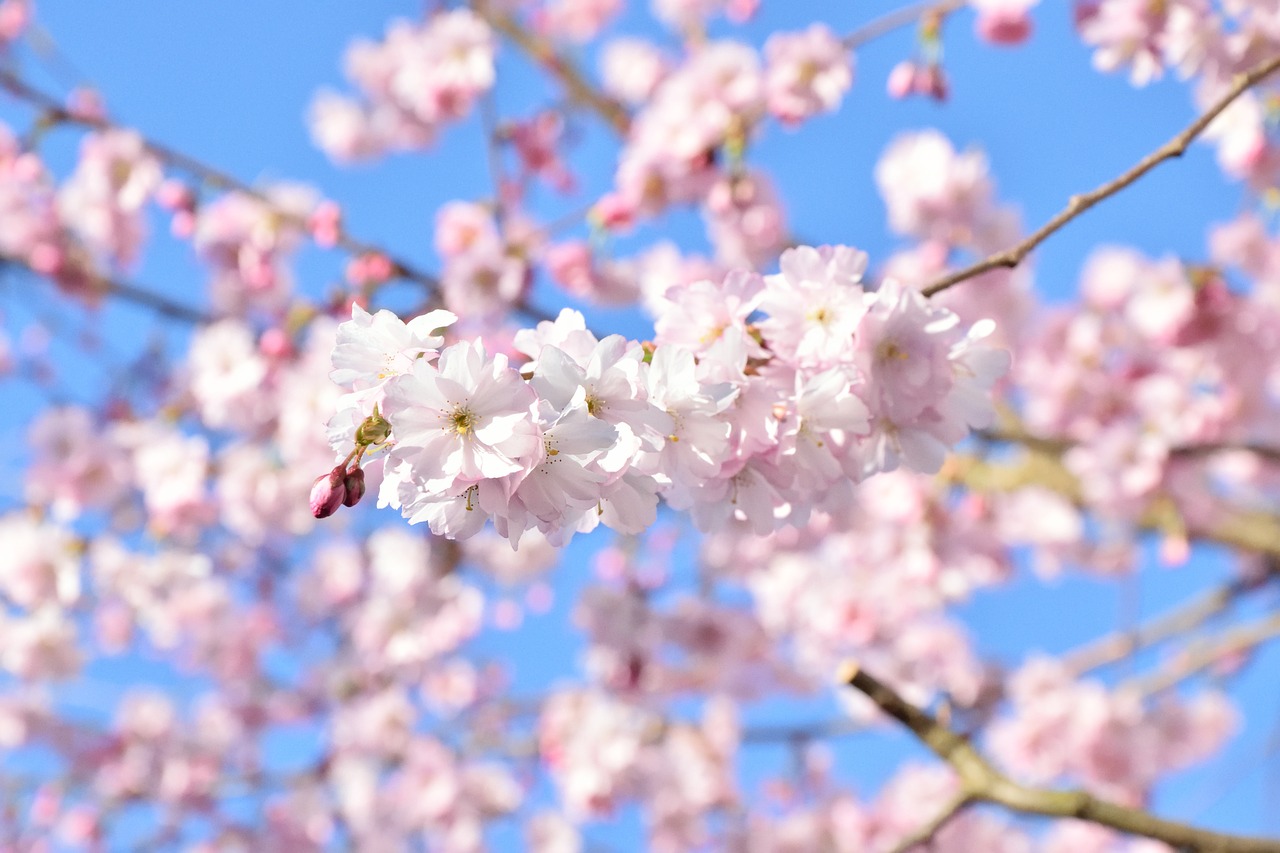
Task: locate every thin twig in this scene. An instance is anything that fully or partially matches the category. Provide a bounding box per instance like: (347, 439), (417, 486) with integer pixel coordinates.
(842, 663), (1280, 853)
(740, 718), (865, 744)
(980, 426), (1280, 466)
(471, 0), (632, 136)
(1062, 559), (1279, 677)
(886, 793), (973, 853)
(0, 254), (209, 325)
(843, 0), (965, 51)
(922, 53), (1280, 298)
(1125, 610), (1280, 699)
(1062, 577), (1259, 676)
(0, 69), (443, 294)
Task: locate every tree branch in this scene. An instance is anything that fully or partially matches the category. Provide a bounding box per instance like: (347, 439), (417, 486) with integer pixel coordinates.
(0, 254), (210, 325)
(471, 0), (632, 136)
(843, 0), (966, 51)
(1062, 574), (1266, 676)
(0, 69), (443, 294)
(954, 424), (1280, 562)
(922, 53), (1280, 298)
(842, 663), (1280, 852)
(1125, 610), (1280, 699)
(979, 426), (1280, 467)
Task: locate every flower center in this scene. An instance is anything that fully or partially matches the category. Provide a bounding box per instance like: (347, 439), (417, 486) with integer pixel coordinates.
(450, 407), (477, 435)
(877, 340), (909, 362)
(808, 306), (832, 325)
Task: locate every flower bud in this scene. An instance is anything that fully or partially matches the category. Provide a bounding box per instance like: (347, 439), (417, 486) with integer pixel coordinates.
(342, 466), (366, 507)
(355, 411), (391, 446)
(310, 464), (347, 519)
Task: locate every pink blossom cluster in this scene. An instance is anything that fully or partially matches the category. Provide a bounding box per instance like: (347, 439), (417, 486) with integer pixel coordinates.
(0, 123), (100, 300)
(309, 9), (496, 161)
(192, 184), (317, 315)
(1076, 0), (1280, 184)
(1011, 239), (1280, 539)
(599, 29), (850, 238)
(57, 129), (161, 269)
(324, 244), (1009, 545)
(701, 469), (1006, 706)
(990, 657), (1237, 804)
(539, 689), (738, 847)
(537, 0), (623, 43)
(435, 200), (538, 318)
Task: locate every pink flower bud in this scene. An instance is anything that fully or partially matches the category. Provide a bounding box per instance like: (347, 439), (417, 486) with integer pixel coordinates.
(545, 241), (594, 296)
(342, 466), (366, 507)
(887, 61), (917, 99)
(307, 200), (343, 248)
(66, 87), (106, 122)
(976, 12), (1032, 45)
(28, 242), (64, 275)
(156, 179), (194, 211)
(0, 0), (29, 42)
(170, 210), (196, 239)
(591, 192), (635, 231)
(916, 63), (949, 101)
(258, 327), (293, 359)
(310, 465), (347, 519)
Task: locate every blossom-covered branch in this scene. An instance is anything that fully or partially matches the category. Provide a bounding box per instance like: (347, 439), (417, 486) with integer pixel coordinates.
(0, 68), (443, 293)
(0, 251), (209, 323)
(922, 52), (1280, 297)
(843, 663), (1280, 853)
(471, 0), (632, 135)
(320, 246), (1011, 544)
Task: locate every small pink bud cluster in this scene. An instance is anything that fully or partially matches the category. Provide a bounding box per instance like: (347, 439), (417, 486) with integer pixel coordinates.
(887, 61), (949, 101)
(309, 409), (389, 518)
(309, 463), (367, 518)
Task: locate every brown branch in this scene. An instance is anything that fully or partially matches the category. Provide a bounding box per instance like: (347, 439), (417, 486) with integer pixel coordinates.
(99, 276), (211, 324)
(979, 427), (1280, 467)
(922, 53), (1280, 298)
(1062, 576), (1261, 676)
(951, 446), (1280, 561)
(1171, 442), (1280, 465)
(0, 69), (443, 294)
(0, 253), (210, 325)
(842, 663), (1280, 853)
(471, 0), (632, 136)
(843, 0), (966, 51)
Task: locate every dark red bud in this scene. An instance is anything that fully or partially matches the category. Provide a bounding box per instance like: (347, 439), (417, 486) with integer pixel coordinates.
(310, 465), (347, 519)
(342, 466), (366, 508)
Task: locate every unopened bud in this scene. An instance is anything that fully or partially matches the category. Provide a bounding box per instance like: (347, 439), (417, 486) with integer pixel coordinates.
(355, 411), (391, 446)
(310, 465), (347, 519)
(342, 466), (366, 507)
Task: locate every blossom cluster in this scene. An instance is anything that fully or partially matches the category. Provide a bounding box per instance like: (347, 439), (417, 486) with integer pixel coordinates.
(324, 244), (1009, 545)
(309, 9), (496, 162)
(598, 25), (851, 232)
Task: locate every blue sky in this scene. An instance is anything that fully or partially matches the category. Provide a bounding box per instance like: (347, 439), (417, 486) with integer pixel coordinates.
(3, 0), (1277, 846)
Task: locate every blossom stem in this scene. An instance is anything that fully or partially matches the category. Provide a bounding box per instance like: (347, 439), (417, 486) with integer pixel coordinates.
(922, 53), (1280, 298)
